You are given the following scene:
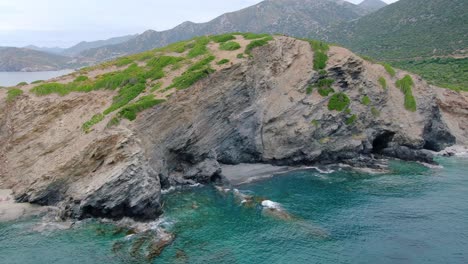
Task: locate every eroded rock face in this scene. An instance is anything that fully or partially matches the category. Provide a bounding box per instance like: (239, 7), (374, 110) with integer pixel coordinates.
(0, 36), (465, 220)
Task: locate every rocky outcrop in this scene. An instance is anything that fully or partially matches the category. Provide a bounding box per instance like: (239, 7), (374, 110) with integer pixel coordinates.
(0, 36), (466, 221)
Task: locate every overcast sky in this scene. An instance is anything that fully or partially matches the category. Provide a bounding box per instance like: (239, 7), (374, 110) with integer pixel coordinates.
(0, 0), (399, 48)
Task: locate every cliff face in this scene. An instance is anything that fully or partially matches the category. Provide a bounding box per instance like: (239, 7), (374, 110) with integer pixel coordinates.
(0, 37), (466, 220)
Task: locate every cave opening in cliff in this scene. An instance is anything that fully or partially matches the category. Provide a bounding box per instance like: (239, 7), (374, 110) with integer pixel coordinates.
(372, 131), (395, 153)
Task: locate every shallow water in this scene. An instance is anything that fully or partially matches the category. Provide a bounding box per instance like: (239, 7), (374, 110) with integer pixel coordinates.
(1, 158), (467, 264)
(0, 70), (74, 87)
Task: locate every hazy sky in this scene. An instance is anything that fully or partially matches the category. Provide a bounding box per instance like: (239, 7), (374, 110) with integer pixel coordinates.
(0, 0), (399, 48)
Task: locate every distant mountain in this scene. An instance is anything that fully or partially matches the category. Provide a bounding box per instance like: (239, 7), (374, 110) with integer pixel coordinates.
(23, 45), (65, 55)
(358, 0), (387, 13)
(329, 0), (467, 60)
(0, 47), (74, 72)
(80, 0), (367, 61)
(62, 34), (137, 56)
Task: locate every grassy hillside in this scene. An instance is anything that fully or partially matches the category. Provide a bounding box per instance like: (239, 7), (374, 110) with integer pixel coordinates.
(331, 0), (467, 60)
(26, 33), (276, 132)
(392, 58), (468, 92)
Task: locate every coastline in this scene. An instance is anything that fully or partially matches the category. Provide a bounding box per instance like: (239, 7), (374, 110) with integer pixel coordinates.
(0, 189), (46, 222)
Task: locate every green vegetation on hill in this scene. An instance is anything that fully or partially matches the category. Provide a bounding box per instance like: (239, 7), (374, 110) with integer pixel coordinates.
(309, 40), (329, 71)
(382, 63), (396, 77)
(396, 75), (417, 112)
(188, 37), (210, 58)
(316, 79), (335, 96)
(361, 96), (371, 106)
(217, 59), (230, 65)
(245, 36), (273, 55)
(82, 114), (104, 133)
(378, 77), (387, 90)
(211, 34), (236, 43)
(332, 0), (467, 60)
(220, 41), (241, 51)
(118, 95), (165, 121)
(242, 33), (271, 40)
(6, 88), (23, 102)
(328, 92), (350, 112)
(392, 58), (468, 92)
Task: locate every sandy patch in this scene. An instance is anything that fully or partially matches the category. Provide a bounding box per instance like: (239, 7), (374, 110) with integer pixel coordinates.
(0, 189), (45, 222)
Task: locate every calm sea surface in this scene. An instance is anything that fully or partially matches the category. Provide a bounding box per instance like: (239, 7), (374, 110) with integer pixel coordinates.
(0, 157), (467, 264)
(0, 70), (74, 87)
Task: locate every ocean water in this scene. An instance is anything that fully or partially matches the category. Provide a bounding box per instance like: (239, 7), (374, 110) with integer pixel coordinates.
(0, 70), (74, 87)
(1, 157), (467, 264)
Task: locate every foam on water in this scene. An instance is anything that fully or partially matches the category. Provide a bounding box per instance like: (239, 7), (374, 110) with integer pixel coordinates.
(1, 157), (467, 264)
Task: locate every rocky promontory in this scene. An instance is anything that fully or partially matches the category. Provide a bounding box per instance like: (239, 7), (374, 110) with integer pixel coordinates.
(0, 35), (467, 221)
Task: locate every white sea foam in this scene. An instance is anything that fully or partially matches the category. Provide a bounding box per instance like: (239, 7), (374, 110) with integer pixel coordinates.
(261, 200), (283, 210)
(161, 187), (176, 194)
(305, 166), (335, 174)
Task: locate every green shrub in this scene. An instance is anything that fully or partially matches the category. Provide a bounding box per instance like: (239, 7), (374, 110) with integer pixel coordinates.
(309, 40), (330, 53)
(371, 107), (380, 117)
(217, 59), (230, 65)
(93, 64), (146, 90)
(306, 85), (314, 94)
(6, 88), (23, 102)
(31, 83), (68, 96)
(168, 69), (214, 90)
(131, 51), (154, 61)
(316, 78), (335, 96)
(107, 116), (121, 127)
(150, 82), (162, 92)
(237, 53), (245, 59)
(318, 87), (335, 96)
(311, 119), (319, 127)
(118, 95), (166, 121)
(396, 75), (417, 112)
(188, 56), (215, 71)
(103, 83), (146, 115)
(82, 114), (104, 133)
(378, 77), (387, 90)
(220, 41), (241, 51)
(31, 80), (43, 84)
(146, 56), (183, 68)
(362, 96), (371, 106)
(188, 37), (210, 58)
(242, 33), (271, 40)
(319, 70), (327, 76)
(158, 41), (191, 53)
(211, 34), (235, 43)
(328, 92), (350, 112)
(382, 63), (396, 77)
(345, 114), (357, 125)
(16, 82), (28, 86)
(115, 57), (133, 67)
(309, 40), (329, 71)
(313, 51), (328, 70)
(245, 37), (272, 54)
(74, 76), (89, 82)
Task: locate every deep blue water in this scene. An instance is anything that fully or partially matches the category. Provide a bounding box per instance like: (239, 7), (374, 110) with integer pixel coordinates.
(1, 158), (467, 264)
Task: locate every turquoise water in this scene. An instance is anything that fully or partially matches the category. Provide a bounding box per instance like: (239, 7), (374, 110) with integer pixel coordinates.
(1, 158), (467, 263)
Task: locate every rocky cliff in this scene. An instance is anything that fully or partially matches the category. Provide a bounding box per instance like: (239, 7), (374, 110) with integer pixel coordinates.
(0, 36), (466, 221)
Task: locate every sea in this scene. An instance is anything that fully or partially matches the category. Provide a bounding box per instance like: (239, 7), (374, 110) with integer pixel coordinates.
(0, 70), (74, 87)
(0, 157), (467, 264)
